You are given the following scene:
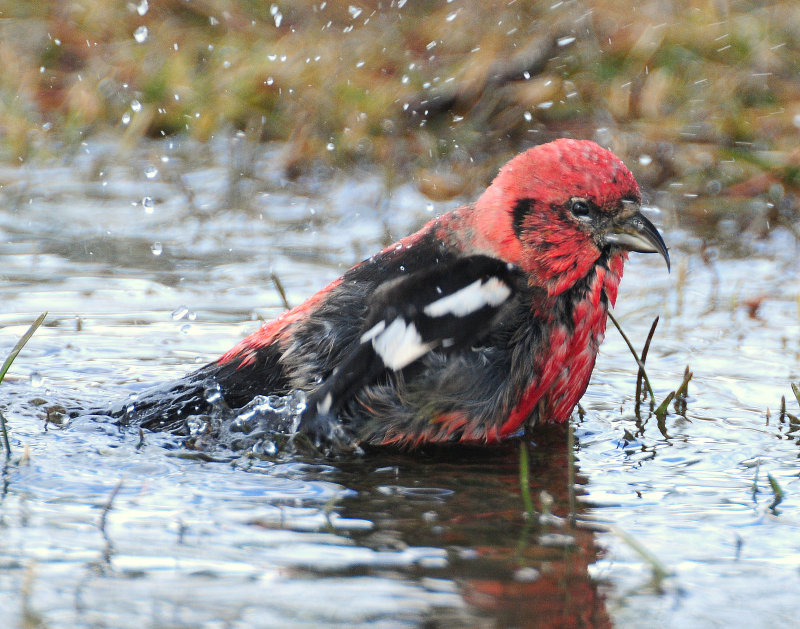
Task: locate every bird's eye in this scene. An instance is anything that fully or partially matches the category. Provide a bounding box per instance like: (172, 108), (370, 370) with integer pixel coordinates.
(570, 199), (591, 218)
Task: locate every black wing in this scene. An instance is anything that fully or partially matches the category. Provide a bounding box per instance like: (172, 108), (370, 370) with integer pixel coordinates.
(301, 254), (521, 436)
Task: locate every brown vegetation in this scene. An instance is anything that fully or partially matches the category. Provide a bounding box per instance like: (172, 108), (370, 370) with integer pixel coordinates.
(2, 1), (800, 210)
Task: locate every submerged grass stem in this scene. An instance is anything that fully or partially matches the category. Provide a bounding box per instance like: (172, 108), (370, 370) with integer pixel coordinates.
(607, 310), (656, 404)
(636, 316), (660, 404)
(518, 440), (535, 518)
(0, 312), (47, 458)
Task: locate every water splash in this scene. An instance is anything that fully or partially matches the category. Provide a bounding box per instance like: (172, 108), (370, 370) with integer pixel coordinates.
(271, 4), (283, 27)
(185, 389), (309, 454)
(133, 26), (148, 44)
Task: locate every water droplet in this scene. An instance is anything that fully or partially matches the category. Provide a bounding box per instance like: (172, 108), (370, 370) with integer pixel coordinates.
(29, 372), (43, 387)
(288, 389), (307, 414)
(136, 0), (149, 16)
(171, 305), (190, 320)
(133, 25), (149, 43)
(537, 101), (553, 109)
(144, 165), (158, 179)
(204, 381), (223, 404)
(523, 71), (531, 80)
(151, 241), (163, 256)
(266, 76), (274, 85)
(638, 154), (653, 166)
(523, 111), (532, 122)
(326, 142), (335, 151)
(125, 394), (138, 416)
(446, 10), (458, 21)
(131, 99), (142, 112)
(348, 5), (362, 18)
(557, 36), (576, 47)
(142, 196), (155, 213)
(426, 202), (434, 212)
(401, 74), (409, 84)
(187, 416), (208, 436)
(121, 112), (131, 125)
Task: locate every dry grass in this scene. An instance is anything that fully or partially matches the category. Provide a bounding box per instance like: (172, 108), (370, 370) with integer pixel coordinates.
(2, 0), (800, 207)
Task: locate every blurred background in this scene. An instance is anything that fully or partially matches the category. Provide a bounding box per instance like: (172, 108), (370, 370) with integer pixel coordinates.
(2, 0), (800, 228)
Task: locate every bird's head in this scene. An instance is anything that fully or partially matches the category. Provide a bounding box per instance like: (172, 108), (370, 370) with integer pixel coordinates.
(470, 138), (669, 297)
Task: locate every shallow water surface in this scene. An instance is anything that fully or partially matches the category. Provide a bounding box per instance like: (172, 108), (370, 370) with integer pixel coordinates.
(1, 139), (799, 628)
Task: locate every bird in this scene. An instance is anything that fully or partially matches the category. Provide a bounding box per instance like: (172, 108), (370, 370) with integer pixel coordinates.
(112, 138), (669, 449)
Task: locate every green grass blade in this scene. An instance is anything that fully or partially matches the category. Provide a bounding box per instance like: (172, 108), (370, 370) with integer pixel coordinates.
(655, 391), (675, 422)
(636, 316), (660, 404)
(607, 310), (656, 403)
(767, 473), (784, 511)
(607, 524), (672, 588)
(518, 441), (535, 517)
(0, 312), (48, 385)
(1, 312), (48, 458)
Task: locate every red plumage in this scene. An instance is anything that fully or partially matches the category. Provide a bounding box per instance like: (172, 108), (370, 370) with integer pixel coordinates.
(118, 139), (669, 449)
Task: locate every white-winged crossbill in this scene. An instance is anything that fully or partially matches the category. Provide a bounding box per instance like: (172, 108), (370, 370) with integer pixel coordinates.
(116, 138), (669, 449)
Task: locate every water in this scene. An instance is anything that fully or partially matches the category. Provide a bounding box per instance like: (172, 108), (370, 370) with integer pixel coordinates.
(1, 137), (799, 628)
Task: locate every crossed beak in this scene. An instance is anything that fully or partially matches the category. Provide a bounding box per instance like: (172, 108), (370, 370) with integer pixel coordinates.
(604, 209), (670, 271)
